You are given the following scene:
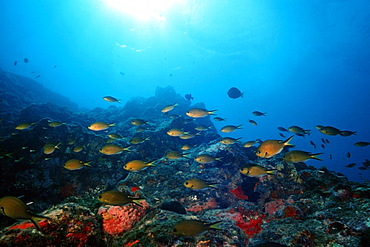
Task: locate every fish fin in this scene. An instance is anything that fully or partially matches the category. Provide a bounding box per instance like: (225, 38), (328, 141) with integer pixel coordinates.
(208, 183), (219, 189)
(84, 161), (92, 167)
(131, 198), (145, 207)
(208, 110), (217, 115)
(30, 215), (48, 231)
(267, 169), (277, 175)
(311, 153), (323, 161)
(208, 221), (223, 230)
(283, 136), (294, 146)
(147, 160), (157, 166)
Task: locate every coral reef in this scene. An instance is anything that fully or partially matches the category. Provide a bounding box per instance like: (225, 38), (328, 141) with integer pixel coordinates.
(0, 79), (370, 246)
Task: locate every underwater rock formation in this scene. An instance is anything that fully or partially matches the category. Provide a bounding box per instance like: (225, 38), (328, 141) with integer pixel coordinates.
(0, 68), (78, 113)
(1, 78), (370, 246)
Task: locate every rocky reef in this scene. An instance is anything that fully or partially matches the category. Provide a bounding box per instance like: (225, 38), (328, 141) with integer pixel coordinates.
(1, 72), (370, 246)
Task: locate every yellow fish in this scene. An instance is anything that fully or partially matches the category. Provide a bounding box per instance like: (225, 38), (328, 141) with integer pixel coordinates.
(136, 127), (147, 132)
(339, 130), (356, 137)
(179, 133), (199, 139)
(103, 96), (120, 103)
(100, 144), (131, 155)
(240, 164), (276, 177)
(318, 126), (341, 136)
(73, 145), (84, 153)
(106, 138), (115, 143)
(15, 122), (35, 130)
(213, 117), (226, 121)
(220, 137), (241, 145)
(184, 178), (218, 190)
(195, 154), (222, 164)
(43, 142), (61, 155)
(108, 133), (123, 139)
(181, 144), (194, 151)
(243, 140), (257, 148)
(186, 108), (217, 118)
(68, 138), (76, 145)
(255, 136), (294, 158)
(220, 124), (242, 133)
(283, 150), (322, 163)
(98, 191), (144, 206)
(64, 159), (91, 170)
(129, 136), (149, 144)
(161, 102), (179, 113)
(88, 122), (115, 131)
(252, 111), (266, 116)
(48, 121), (65, 127)
(354, 141), (370, 147)
(167, 128), (187, 137)
(288, 126), (310, 135)
(0, 196), (48, 231)
(248, 119), (258, 126)
(165, 151), (189, 159)
(171, 220), (223, 237)
(195, 125), (212, 131)
(123, 160), (155, 172)
(131, 119), (148, 126)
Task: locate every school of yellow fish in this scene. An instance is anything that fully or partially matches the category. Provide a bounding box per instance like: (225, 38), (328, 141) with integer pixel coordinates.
(1, 92), (367, 236)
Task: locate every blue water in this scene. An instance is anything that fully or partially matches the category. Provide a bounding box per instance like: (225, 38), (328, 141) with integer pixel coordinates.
(1, 0), (369, 182)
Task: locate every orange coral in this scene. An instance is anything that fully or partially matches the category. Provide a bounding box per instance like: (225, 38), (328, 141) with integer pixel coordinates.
(97, 202), (149, 235)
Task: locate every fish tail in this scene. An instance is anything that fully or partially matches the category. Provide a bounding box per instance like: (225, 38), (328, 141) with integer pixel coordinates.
(311, 153), (323, 161)
(208, 110), (217, 115)
(109, 123), (116, 127)
(84, 161), (93, 167)
(208, 221), (223, 230)
(30, 215), (48, 231)
(132, 198), (145, 207)
(241, 92), (244, 98)
(284, 136), (294, 146)
(237, 124), (243, 129)
(147, 160), (157, 166)
(209, 184), (219, 189)
(267, 169), (277, 175)
(55, 142), (62, 149)
(215, 157), (223, 162)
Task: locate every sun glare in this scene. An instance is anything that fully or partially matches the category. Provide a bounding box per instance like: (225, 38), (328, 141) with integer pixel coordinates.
(105, 0), (180, 21)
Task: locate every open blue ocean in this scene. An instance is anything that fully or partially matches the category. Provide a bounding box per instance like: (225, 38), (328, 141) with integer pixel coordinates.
(3, 0), (366, 181)
(2, 1), (370, 246)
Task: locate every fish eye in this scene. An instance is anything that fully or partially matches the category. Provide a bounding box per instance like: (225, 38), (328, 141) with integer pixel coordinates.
(185, 182), (188, 185)
(98, 196), (102, 199)
(256, 150), (261, 154)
